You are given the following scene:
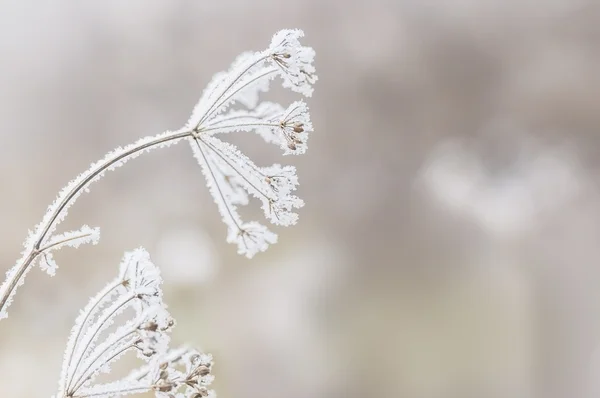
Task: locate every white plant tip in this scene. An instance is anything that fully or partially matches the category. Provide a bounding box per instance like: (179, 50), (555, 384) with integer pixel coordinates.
(185, 29), (316, 256)
(56, 249), (176, 398)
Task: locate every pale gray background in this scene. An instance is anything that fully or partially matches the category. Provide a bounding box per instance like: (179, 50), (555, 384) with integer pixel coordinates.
(1, 1), (600, 397)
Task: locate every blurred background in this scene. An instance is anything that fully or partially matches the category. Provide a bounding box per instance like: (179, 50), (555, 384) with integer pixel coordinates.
(1, 1), (600, 397)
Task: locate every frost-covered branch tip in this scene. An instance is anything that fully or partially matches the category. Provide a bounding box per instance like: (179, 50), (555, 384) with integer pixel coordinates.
(55, 249), (215, 398)
(188, 29), (316, 258)
(0, 28), (317, 320)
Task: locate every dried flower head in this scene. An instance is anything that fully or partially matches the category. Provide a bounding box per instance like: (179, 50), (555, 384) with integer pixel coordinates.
(54, 249), (213, 398)
(55, 250), (170, 396)
(187, 29), (317, 257)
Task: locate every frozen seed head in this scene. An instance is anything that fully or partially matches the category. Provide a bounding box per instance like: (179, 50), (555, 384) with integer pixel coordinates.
(180, 28), (316, 257)
(276, 101), (313, 155)
(144, 348), (215, 397)
(268, 29), (317, 97)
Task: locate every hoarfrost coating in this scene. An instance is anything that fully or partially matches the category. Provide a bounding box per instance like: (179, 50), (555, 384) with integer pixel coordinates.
(0, 28), (317, 321)
(55, 249), (216, 398)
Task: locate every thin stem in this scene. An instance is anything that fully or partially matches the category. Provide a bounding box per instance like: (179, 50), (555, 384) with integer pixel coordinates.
(200, 137), (272, 200)
(206, 114), (262, 127)
(38, 232), (94, 253)
(195, 56), (270, 127)
(72, 384), (150, 398)
(200, 67), (278, 125)
(0, 130), (193, 318)
(69, 341), (136, 396)
(126, 347), (192, 383)
(63, 279), (123, 388)
(201, 121), (280, 134)
(194, 138), (242, 231)
(37, 131), (192, 246)
(67, 294), (136, 392)
(69, 325), (137, 392)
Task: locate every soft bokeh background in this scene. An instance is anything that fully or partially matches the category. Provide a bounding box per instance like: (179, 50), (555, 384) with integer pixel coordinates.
(1, 1), (600, 397)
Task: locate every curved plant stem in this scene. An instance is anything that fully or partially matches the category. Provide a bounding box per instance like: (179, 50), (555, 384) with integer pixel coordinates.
(0, 129), (193, 318)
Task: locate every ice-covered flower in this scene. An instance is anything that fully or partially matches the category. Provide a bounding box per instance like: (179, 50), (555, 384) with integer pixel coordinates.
(55, 249), (176, 398)
(53, 250), (214, 398)
(185, 29), (316, 257)
(116, 347), (216, 398)
(268, 29), (317, 97)
(270, 100), (313, 155)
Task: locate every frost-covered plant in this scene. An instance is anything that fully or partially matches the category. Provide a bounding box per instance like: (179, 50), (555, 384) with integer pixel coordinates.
(0, 29), (317, 398)
(55, 249), (215, 398)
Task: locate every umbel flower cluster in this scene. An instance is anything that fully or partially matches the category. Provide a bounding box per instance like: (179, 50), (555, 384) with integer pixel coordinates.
(0, 29), (317, 398)
(186, 29), (316, 256)
(55, 250), (216, 398)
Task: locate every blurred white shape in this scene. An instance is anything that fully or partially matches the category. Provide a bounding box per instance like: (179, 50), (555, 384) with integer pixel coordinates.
(156, 225), (218, 285)
(420, 138), (583, 237)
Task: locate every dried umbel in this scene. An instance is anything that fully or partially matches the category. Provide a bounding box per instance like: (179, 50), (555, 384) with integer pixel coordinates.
(54, 250), (215, 398)
(0, 28), (317, 320)
(146, 349), (215, 397)
(187, 29), (316, 256)
(0, 29), (317, 398)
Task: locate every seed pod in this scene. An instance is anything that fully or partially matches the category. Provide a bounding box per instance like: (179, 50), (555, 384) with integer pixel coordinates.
(198, 365), (211, 377)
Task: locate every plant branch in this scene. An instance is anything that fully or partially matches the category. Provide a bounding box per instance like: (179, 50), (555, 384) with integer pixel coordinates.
(38, 232), (94, 253)
(0, 129), (193, 319)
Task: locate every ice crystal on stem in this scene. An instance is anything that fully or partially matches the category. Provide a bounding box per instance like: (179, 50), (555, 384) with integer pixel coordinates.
(268, 29), (317, 97)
